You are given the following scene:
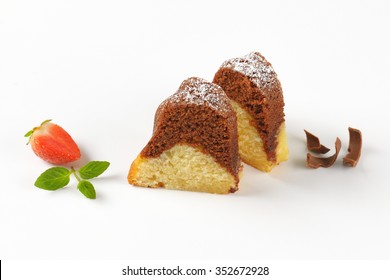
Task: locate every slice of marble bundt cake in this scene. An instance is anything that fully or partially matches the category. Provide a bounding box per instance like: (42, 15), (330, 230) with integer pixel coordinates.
(128, 77), (242, 194)
(213, 52), (288, 172)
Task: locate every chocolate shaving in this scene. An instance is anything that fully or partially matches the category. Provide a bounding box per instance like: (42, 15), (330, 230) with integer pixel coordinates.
(304, 130), (330, 154)
(307, 138), (341, 168)
(343, 127), (362, 167)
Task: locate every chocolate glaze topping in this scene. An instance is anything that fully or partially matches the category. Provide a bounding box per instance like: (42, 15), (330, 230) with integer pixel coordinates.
(140, 77), (241, 179)
(213, 52), (285, 162)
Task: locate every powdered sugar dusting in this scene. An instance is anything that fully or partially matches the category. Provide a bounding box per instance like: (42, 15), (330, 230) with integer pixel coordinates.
(168, 77), (230, 113)
(221, 52), (277, 88)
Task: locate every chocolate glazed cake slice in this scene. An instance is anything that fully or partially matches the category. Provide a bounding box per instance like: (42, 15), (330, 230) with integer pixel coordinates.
(128, 77), (242, 194)
(213, 52), (289, 172)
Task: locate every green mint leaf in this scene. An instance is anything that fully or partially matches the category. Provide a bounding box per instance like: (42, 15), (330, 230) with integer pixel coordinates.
(24, 130), (33, 137)
(78, 161), (110, 179)
(77, 180), (96, 199)
(34, 167), (71, 190)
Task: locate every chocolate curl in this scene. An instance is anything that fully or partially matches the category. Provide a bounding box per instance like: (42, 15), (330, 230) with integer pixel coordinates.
(343, 127), (362, 167)
(304, 130), (331, 154)
(307, 138), (342, 168)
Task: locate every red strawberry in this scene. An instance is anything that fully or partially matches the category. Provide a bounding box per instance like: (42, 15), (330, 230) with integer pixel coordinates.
(25, 119), (81, 165)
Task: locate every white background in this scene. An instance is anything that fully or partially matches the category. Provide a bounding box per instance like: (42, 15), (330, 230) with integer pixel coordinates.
(1, 0), (390, 261)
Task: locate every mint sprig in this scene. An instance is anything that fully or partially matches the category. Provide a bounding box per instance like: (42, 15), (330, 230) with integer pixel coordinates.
(35, 167), (71, 190)
(79, 161), (110, 179)
(34, 161), (110, 199)
(77, 180), (96, 199)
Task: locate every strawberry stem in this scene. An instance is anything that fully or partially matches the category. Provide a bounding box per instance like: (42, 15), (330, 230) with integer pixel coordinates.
(24, 119), (52, 145)
(41, 119), (52, 125)
(24, 129), (35, 145)
(71, 167), (81, 182)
